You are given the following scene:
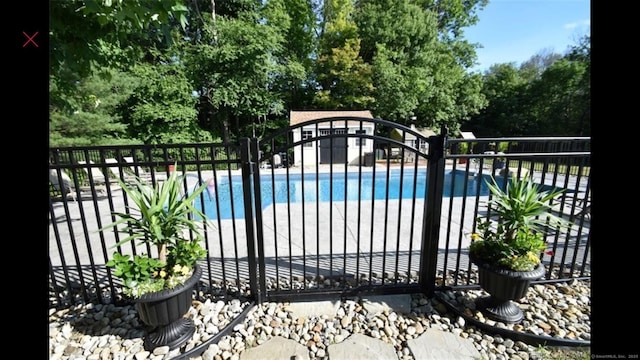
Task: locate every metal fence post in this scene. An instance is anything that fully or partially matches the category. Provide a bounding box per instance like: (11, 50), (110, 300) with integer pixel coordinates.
(239, 138), (262, 304)
(249, 137), (267, 303)
(419, 126), (447, 297)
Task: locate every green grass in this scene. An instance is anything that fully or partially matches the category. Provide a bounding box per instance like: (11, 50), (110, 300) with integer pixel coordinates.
(537, 346), (590, 360)
(500, 160), (591, 177)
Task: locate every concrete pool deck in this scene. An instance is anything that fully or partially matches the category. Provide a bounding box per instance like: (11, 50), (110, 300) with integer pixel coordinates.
(49, 163), (589, 278)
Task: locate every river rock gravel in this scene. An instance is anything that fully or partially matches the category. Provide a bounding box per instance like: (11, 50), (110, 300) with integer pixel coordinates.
(49, 276), (590, 360)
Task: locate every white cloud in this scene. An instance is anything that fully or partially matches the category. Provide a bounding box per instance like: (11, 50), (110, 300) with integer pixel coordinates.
(564, 19), (590, 30)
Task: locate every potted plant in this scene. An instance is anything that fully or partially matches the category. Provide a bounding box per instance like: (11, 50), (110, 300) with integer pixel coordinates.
(458, 142), (469, 164)
(468, 174), (571, 323)
(99, 165), (211, 350)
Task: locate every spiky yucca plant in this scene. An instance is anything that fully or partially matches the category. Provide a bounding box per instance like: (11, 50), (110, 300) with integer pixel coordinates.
(469, 175), (572, 271)
(99, 165), (210, 297)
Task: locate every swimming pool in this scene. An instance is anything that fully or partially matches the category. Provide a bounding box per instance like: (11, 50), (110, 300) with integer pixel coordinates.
(194, 169), (495, 220)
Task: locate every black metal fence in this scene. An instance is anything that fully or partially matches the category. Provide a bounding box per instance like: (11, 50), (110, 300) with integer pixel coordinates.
(444, 137), (591, 286)
(49, 119), (590, 310)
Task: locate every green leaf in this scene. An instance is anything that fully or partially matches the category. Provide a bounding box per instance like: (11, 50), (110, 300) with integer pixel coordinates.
(171, 4), (188, 12)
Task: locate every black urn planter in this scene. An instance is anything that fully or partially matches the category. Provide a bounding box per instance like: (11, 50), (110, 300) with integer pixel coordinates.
(133, 265), (202, 351)
(471, 257), (545, 324)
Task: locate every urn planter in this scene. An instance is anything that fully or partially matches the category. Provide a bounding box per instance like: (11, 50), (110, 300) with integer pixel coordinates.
(471, 257), (545, 323)
(134, 265), (202, 351)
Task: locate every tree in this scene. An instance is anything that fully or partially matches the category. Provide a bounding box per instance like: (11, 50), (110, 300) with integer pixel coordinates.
(49, 69), (139, 147)
(313, 0), (374, 109)
(269, 0), (318, 109)
(48, 0), (502, 144)
(467, 63), (529, 137)
(49, 0), (193, 125)
(50, 0), (189, 93)
(314, 38), (375, 109)
(118, 64), (210, 144)
(519, 48), (563, 82)
(184, 1), (288, 143)
(527, 56), (590, 136)
(466, 35), (590, 137)
(354, 0), (487, 128)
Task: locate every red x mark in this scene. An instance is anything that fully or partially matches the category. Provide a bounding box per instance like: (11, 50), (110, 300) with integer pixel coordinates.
(22, 31), (38, 48)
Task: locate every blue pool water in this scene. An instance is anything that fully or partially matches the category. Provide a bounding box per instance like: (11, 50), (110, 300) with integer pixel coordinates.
(194, 169), (495, 220)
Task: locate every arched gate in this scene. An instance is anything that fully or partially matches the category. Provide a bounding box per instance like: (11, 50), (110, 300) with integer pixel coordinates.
(241, 117), (447, 303)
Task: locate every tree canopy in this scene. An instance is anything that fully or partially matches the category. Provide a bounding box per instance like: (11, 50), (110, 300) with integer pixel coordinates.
(49, 0), (589, 147)
(465, 36), (590, 137)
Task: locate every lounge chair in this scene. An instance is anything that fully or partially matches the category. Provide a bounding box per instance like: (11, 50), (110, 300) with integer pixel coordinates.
(576, 204), (591, 219)
(105, 158), (136, 184)
(77, 160), (111, 195)
(557, 191), (590, 221)
(389, 148), (402, 161)
(49, 169), (77, 201)
(123, 156), (156, 180)
(575, 193), (591, 220)
(78, 160), (107, 183)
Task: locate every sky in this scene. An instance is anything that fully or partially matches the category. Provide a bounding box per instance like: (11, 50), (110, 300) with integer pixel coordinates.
(464, 0), (591, 73)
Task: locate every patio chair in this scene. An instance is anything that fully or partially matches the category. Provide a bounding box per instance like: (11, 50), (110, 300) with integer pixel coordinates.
(105, 158), (136, 184)
(557, 191), (590, 220)
(49, 169), (77, 201)
(576, 204), (591, 219)
(78, 160), (107, 183)
(77, 160), (111, 195)
(123, 156), (156, 181)
(575, 194), (591, 220)
(389, 148), (402, 161)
